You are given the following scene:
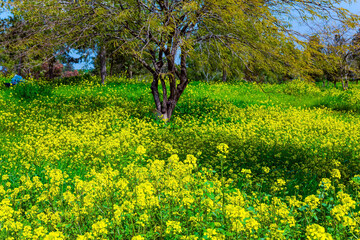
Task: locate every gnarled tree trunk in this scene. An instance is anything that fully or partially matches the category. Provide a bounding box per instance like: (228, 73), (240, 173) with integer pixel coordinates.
(151, 48), (189, 121)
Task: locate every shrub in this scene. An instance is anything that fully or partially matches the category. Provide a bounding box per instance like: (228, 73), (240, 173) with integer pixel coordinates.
(41, 61), (64, 79)
(12, 81), (52, 100)
(63, 70), (79, 78)
(283, 79), (322, 96)
(52, 73), (93, 85)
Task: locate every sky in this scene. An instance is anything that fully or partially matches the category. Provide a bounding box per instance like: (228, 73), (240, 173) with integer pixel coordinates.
(1, 1), (360, 70)
(292, 1), (360, 35)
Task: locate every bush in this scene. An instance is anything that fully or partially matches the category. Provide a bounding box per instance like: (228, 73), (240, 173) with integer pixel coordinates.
(12, 81), (52, 100)
(63, 70), (79, 78)
(283, 79), (322, 96)
(41, 61), (64, 79)
(317, 88), (360, 112)
(52, 73), (93, 85)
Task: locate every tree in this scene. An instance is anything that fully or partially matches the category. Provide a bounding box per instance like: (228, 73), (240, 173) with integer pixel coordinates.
(3, 0), (360, 120)
(350, 29), (360, 83)
(324, 28), (359, 90)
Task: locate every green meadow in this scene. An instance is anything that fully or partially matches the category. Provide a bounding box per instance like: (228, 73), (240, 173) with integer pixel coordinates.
(0, 76), (360, 239)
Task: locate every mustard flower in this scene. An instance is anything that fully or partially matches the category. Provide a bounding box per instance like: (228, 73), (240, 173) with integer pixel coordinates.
(92, 219), (108, 236)
(135, 145), (146, 156)
(165, 221), (182, 235)
(319, 178), (331, 191)
(306, 224), (333, 240)
(304, 195), (320, 210)
(330, 169), (341, 179)
(132, 236), (145, 240)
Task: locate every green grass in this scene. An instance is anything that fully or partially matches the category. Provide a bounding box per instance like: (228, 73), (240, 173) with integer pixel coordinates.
(1, 76), (360, 239)
(1, 76), (360, 187)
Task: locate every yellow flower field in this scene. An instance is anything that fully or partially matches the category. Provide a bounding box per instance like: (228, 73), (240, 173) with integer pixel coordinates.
(0, 77), (360, 239)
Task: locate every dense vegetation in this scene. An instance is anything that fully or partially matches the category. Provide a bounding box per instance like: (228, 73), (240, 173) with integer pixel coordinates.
(1, 76), (360, 239)
(1, 0), (360, 239)
(2, 0), (360, 120)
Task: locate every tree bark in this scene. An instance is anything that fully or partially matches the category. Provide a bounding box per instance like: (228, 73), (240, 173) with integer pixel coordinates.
(48, 57), (56, 80)
(150, 47), (189, 121)
(100, 46), (106, 84)
(151, 73), (162, 113)
(222, 68), (227, 82)
(342, 74), (349, 91)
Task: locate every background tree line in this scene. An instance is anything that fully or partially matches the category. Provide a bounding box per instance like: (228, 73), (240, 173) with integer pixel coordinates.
(0, 0), (359, 119)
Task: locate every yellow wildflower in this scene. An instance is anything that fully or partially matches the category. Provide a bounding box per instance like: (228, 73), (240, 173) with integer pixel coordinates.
(306, 224), (333, 240)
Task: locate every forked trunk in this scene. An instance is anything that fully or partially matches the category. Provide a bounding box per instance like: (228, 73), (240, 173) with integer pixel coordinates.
(153, 100), (177, 121)
(151, 74), (179, 121)
(150, 53), (189, 121)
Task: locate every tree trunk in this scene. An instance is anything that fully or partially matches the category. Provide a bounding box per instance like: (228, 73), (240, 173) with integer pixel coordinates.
(48, 57), (56, 80)
(151, 74), (176, 121)
(342, 74), (349, 91)
(151, 73), (162, 113)
(222, 68), (227, 82)
(151, 47), (189, 121)
(100, 46), (106, 84)
(334, 81), (337, 88)
(322, 79), (326, 88)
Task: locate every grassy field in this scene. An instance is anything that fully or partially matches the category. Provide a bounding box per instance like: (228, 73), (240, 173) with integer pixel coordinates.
(0, 76), (360, 239)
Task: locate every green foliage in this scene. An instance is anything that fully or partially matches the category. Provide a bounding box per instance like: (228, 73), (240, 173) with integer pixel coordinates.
(283, 79), (322, 96)
(51, 73), (93, 86)
(3, 0), (359, 121)
(319, 87), (360, 112)
(12, 81), (52, 100)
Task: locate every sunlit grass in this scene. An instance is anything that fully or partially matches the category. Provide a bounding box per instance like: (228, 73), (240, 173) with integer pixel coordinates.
(0, 76), (360, 239)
